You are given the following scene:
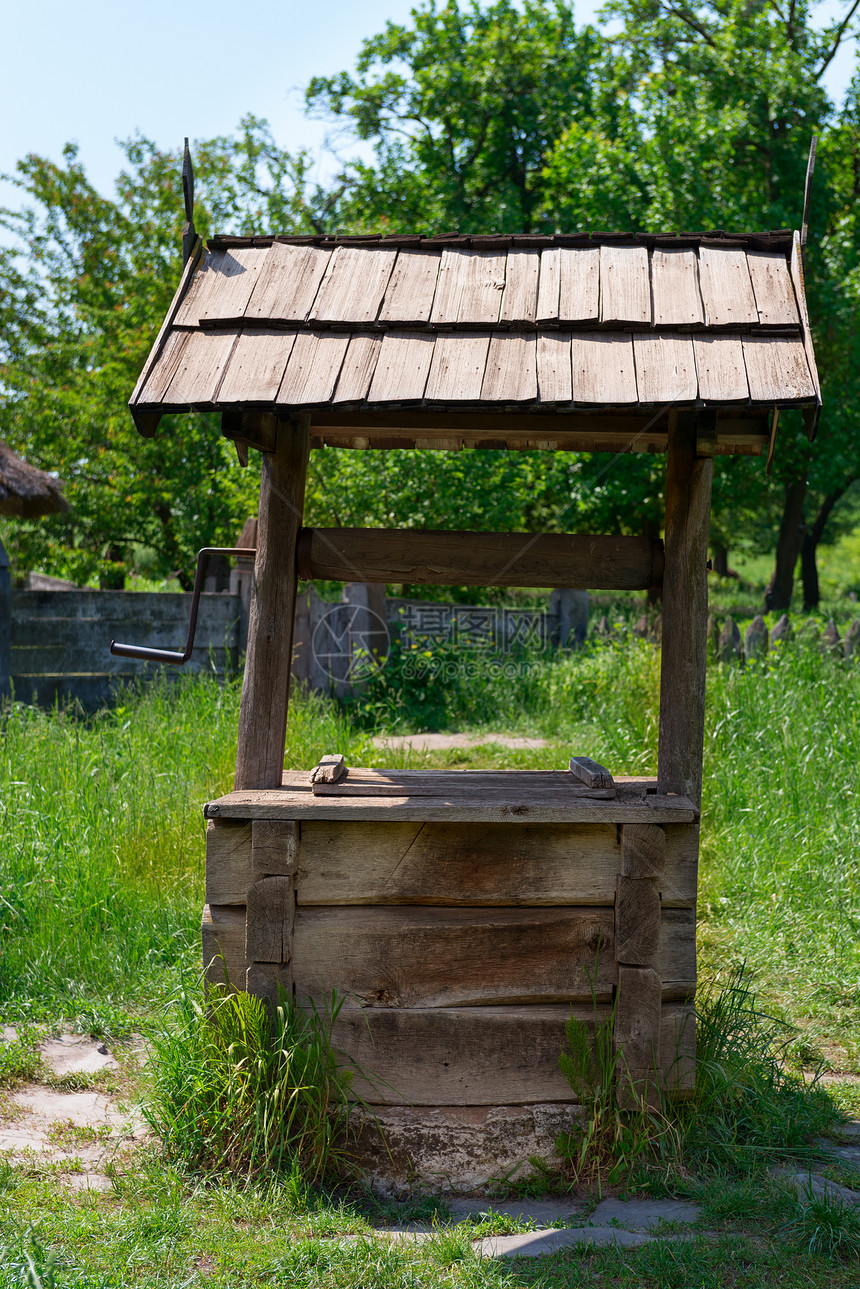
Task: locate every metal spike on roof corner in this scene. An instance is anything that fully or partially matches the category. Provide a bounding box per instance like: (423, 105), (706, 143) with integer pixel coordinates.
(182, 138), (196, 266)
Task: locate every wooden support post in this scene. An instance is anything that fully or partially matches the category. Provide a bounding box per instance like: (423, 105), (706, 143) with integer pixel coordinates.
(234, 415), (310, 790)
(657, 410), (714, 806)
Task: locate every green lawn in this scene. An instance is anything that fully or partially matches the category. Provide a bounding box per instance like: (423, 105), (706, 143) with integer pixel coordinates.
(1, 634), (860, 1285)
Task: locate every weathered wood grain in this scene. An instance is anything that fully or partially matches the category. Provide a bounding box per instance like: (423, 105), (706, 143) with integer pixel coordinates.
(615, 875), (661, 966)
(569, 756), (614, 790)
(330, 1004), (595, 1104)
(308, 246), (397, 323)
(692, 335), (749, 403)
(138, 329), (192, 405)
(742, 335), (816, 402)
(313, 768), (614, 800)
(201, 903), (246, 990)
(299, 528), (660, 589)
(234, 415), (310, 790)
(558, 247), (600, 323)
(599, 245), (650, 324)
(615, 964), (662, 1069)
(293, 905), (615, 1007)
(163, 329), (239, 405)
(130, 237), (201, 406)
(243, 243), (330, 322)
(246, 875), (293, 963)
(296, 819), (621, 906)
(367, 331), (436, 402)
(331, 335), (382, 403)
(311, 753), (347, 785)
(175, 248), (261, 326)
(658, 908), (696, 998)
(536, 247), (561, 322)
(247, 960), (292, 1004)
(499, 249), (540, 323)
(621, 824), (665, 880)
(252, 819), (298, 879)
(661, 1001), (695, 1092)
(789, 231), (822, 404)
(571, 333), (637, 405)
(377, 250), (442, 323)
(657, 412), (712, 805)
(276, 332), (350, 405)
(217, 330), (296, 404)
(536, 332), (572, 403)
(651, 249), (704, 326)
(430, 250), (506, 324)
(480, 333), (538, 402)
(206, 819), (252, 905)
(424, 332), (492, 401)
(698, 246), (758, 326)
(633, 333), (697, 404)
(746, 252), (800, 326)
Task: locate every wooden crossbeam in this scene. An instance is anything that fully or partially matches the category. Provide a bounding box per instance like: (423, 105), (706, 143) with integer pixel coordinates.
(297, 528), (663, 590)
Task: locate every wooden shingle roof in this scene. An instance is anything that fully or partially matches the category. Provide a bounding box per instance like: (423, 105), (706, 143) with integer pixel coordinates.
(130, 230), (820, 455)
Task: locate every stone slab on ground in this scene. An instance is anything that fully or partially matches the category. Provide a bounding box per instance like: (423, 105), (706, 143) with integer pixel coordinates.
(38, 1035), (117, 1078)
(0, 1084), (144, 1190)
(773, 1167), (860, 1206)
(477, 1228), (657, 1257)
(447, 1198), (586, 1225)
(590, 1197), (701, 1230)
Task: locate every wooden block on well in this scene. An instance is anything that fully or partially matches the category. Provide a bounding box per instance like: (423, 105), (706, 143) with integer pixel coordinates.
(246, 876), (294, 964)
(658, 908), (696, 999)
(252, 819), (298, 879)
(615, 875), (661, 966)
(205, 819), (252, 904)
(661, 1001), (696, 1093)
(661, 824), (698, 908)
(247, 960), (292, 1005)
(621, 824), (665, 879)
(201, 904), (246, 991)
(615, 965), (661, 1069)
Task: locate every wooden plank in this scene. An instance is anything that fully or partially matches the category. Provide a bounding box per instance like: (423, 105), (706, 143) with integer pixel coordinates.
(662, 824), (698, 908)
(659, 908), (696, 998)
(693, 335), (749, 403)
(657, 412), (712, 806)
(206, 789), (697, 824)
(377, 249), (442, 324)
(570, 333), (637, 404)
(201, 903), (246, 991)
(621, 824), (665, 880)
(480, 333), (537, 402)
(615, 965), (662, 1069)
(276, 332), (351, 405)
(535, 247), (561, 322)
(633, 333), (697, 403)
(163, 329), (239, 405)
(313, 769), (615, 800)
(330, 1004), (596, 1104)
(296, 820), (621, 906)
(424, 332), (492, 401)
(661, 1001), (695, 1093)
(536, 332), (572, 403)
(746, 252), (800, 326)
(311, 753), (347, 786)
(742, 335), (816, 402)
(331, 334), (382, 403)
(199, 248), (268, 322)
(137, 329), (191, 405)
(293, 906), (617, 1006)
(367, 331), (436, 402)
(252, 819), (297, 879)
(789, 231), (822, 403)
(308, 246), (397, 323)
(499, 249), (540, 323)
(246, 876), (293, 963)
(651, 249), (704, 326)
(299, 528), (660, 589)
(247, 960), (292, 1005)
(244, 243), (330, 322)
(599, 245), (650, 324)
(130, 237), (202, 406)
(206, 819), (252, 905)
(569, 757), (613, 789)
(615, 875), (661, 966)
(234, 416), (310, 790)
(217, 330), (296, 403)
(174, 248), (248, 326)
(698, 246), (758, 326)
(558, 247), (600, 323)
(429, 249), (506, 324)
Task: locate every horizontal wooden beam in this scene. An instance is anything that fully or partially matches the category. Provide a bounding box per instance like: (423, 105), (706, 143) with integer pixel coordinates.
(297, 527), (663, 590)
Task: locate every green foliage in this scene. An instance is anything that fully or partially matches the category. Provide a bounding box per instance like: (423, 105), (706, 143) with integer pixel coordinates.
(144, 984), (357, 1183)
(781, 1184), (860, 1260)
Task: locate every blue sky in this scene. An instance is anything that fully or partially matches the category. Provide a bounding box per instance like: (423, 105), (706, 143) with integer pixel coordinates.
(1, 0), (857, 203)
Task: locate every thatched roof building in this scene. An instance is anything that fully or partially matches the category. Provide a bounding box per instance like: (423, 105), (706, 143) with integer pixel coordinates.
(0, 441), (69, 518)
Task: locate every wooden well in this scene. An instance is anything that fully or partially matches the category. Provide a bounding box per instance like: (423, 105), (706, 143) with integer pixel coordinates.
(130, 225), (820, 1190)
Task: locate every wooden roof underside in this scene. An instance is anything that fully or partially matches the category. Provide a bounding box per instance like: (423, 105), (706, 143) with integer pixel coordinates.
(130, 231), (821, 454)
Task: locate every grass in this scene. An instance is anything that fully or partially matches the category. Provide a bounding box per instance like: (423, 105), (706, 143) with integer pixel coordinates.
(2, 635), (860, 1283)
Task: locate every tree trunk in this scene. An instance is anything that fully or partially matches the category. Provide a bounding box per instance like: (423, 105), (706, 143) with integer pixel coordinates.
(801, 484), (854, 610)
(711, 541), (729, 577)
(765, 477), (807, 611)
